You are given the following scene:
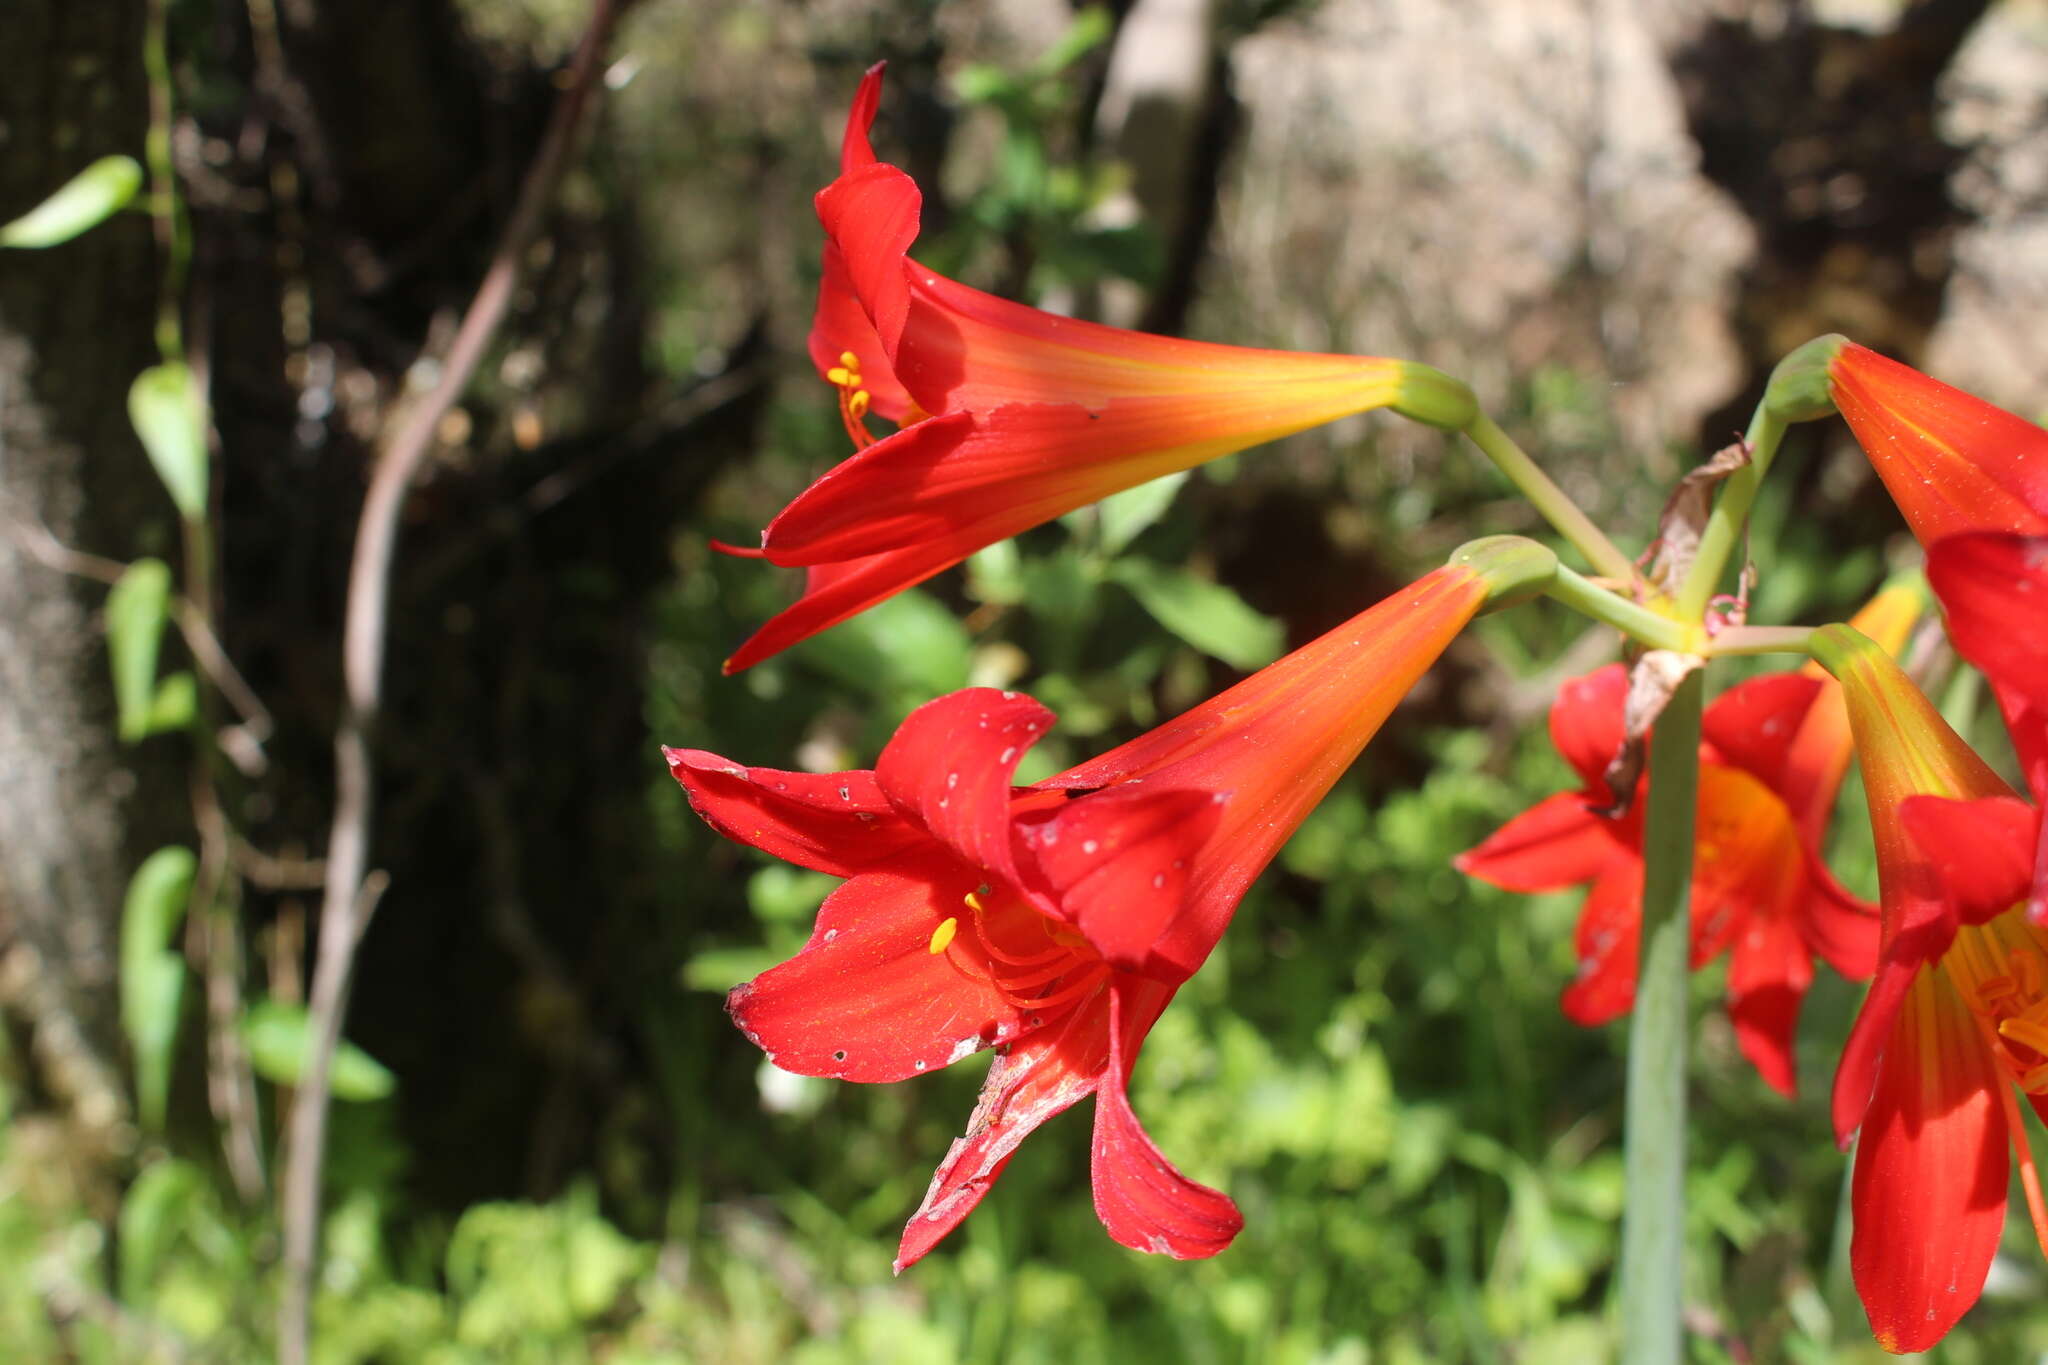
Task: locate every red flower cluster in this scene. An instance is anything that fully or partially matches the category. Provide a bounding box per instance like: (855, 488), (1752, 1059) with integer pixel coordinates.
(673, 568), (1487, 1266)
(671, 63), (2048, 1360)
(1457, 648), (1884, 1096)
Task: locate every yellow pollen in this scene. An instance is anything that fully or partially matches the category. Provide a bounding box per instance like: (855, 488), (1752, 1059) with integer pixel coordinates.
(963, 891), (985, 914)
(847, 389), (871, 419)
(838, 350), (860, 369)
(929, 917), (959, 955)
(825, 366), (854, 386)
(2001, 1012), (2048, 1063)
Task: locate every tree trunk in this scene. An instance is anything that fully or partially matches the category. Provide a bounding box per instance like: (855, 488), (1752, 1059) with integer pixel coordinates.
(0, 0), (163, 1145)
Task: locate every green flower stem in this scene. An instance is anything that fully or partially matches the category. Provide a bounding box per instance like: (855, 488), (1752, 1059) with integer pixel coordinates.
(1450, 534), (1558, 609)
(1542, 565), (1692, 652)
(1620, 665), (1703, 1365)
(1459, 412), (1640, 588)
(1699, 624), (1815, 659)
(1674, 405), (1787, 620)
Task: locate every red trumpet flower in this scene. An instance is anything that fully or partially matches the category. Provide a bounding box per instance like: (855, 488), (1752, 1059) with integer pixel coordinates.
(669, 566), (1488, 1267)
(1827, 339), (2048, 920)
(720, 64), (1434, 672)
(1813, 625), (2045, 1354)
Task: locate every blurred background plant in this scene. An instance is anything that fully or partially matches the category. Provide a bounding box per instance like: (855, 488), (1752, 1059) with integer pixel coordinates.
(1, 0), (2045, 1360)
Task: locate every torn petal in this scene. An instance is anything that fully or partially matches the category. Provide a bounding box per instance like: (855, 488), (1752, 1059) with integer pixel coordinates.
(895, 993), (1112, 1271)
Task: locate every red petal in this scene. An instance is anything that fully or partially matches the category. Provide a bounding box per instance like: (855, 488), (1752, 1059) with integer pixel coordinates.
(1550, 665), (1629, 795)
(664, 748), (922, 876)
(1832, 906), (1958, 1147)
(1090, 982), (1242, 1259)
(895, 989), (1113, 1271)
(1996, 684), (2048, 803)
(1561, 866), (1643, 1026)
(1725, 905), (1811, 1097)
(1059, 564), (1489, 978)
(1013, 786), (1225, 973)
(1849, 971), (2008, 1354)
(839, 63), (885, 174)
(809, 240), (915, 422)
(765, 395), (1386, 568)
(875, 688), (1053, 890)
(1930, 531), (2048, 702)
(1829, 342), (2048, 543)
(813, 162), (919, 364)
(1701, 672), (1822, 793)
(1796, 855), (1880, 981)
(1691, 764), (1804, 966)
(727, 857), (1024, 1082)
(1455, 791), (1629, 893)
(1900, 793), (2039, 925)
(722, 537), (970, 674)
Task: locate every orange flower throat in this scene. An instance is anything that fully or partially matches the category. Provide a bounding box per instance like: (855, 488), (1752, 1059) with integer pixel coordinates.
(929, 886), (1110, 1022)
(1943, 912), (2048, 1259)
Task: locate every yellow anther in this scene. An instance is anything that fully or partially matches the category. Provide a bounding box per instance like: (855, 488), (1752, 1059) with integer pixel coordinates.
(839, 350), (860, 370)
(847, 390), (871, 419)
(825, 366), (854, 387)
(929, 917), (959, 955)
(963, 891), (985, 914)
(2001, 1015), (2048, 1059)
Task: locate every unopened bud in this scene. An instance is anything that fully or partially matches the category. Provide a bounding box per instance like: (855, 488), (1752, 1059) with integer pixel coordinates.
(1764, 334), (1847, 423)
(1391, 363), (1479, 431)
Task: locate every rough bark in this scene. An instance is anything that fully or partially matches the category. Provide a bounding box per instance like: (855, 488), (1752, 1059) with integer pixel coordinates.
(1670, 0), (1995, 440)
(0, 0), (163, 1142)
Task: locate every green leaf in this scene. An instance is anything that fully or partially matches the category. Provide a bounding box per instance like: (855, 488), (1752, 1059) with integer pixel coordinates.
(121, 847), (195, 969)
(120, 848), (194, 1130)
(680, 946), (778, 993)
(117, 1158), (202, 1304)
(1095, 472), (1190, 556)
(966, 539), (1026, 606)
(242, 999), (396, 1102)
(1109, 560), (1283, 671)
(0, 155), (142, 248)
(745, 865), (834, 924)
(1034, 6), (1112, 76)
(126, 955), (186, 1131)
(106, 558), (173, 743)
(128, 363), (210, 519)
(798, 588), (972, 702)
(952, 65), (1022, 106)
(147, 670), (197, 735)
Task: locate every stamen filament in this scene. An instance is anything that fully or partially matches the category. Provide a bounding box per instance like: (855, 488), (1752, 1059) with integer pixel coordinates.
(1990, 1050), (2048, 1262)
(1000, 964), (1110, 1015)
